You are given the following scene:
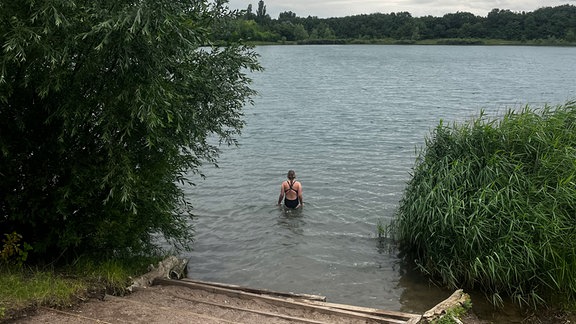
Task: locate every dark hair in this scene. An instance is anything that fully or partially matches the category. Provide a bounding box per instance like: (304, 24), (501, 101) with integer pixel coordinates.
(287, 170), (296, 180)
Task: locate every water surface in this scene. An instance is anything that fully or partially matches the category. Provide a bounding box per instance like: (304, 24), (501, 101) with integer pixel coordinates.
(183, 45), (576, 319)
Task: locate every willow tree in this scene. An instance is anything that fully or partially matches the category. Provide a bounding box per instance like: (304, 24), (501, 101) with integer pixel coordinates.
(0, 0), (261, 262)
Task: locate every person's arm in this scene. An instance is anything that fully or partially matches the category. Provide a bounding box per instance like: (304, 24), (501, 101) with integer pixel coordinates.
(277, 184), (284, 205)
(297, 183), (303, 208)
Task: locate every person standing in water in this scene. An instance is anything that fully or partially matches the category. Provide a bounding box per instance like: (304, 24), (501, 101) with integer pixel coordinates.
(277, 170), (303, 209)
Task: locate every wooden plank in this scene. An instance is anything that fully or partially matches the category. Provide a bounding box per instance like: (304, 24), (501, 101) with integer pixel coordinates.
(154, 278), (411, 323)
(406, 316), (422, 324)
(181, 278), (327, 301)
(169, 290), (330, 324)
(300, 299), (422, 322)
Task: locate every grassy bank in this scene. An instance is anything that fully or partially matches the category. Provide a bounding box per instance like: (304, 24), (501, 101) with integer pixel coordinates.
(0, 255), (161, 321)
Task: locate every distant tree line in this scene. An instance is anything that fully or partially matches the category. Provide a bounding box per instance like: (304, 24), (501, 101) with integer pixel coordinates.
(217, 1), (576, 44)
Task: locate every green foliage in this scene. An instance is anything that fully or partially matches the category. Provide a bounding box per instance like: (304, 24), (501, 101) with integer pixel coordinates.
(0, 232), (32, 266)
(433, 298), (472, 323)
(0, 0), (261, 263)
(224, 2), (576, 44)
(0, 266), (87, 319)
(393, 102), (576, 307)
(0, 254), (161, 321)
(67, 254), (162, 295)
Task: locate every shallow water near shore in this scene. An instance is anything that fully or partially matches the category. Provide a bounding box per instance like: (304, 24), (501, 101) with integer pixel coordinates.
(182, 45), (576, 321)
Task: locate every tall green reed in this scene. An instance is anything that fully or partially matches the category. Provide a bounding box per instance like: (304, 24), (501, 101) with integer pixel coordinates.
(393, 101), (576, 307)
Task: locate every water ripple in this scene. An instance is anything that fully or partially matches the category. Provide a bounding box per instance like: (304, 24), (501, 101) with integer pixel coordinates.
(184, 45), (576, 311)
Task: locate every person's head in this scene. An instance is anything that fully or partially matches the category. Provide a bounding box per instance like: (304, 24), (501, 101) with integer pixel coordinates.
(287, 170), (296, 180)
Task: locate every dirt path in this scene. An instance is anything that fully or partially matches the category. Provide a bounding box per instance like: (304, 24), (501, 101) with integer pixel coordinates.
(13, 281), (421, 324)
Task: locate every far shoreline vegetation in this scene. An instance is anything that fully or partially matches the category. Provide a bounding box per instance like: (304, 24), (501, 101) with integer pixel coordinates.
(245, 38), (576, 47)
(216, 1), (576, 46)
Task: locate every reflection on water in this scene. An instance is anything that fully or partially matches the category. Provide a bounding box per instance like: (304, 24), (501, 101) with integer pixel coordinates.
(277, 207), (305, 235)
(397, 262), (453, 314)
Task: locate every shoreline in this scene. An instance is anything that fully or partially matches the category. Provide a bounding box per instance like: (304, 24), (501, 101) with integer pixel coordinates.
(232, 38), (576, 47)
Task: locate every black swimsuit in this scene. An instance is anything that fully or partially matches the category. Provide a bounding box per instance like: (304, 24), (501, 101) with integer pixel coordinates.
(284, 180), (299, 209)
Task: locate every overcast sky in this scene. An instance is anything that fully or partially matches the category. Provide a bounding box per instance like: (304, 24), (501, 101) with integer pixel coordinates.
(226, 0), (574, 18)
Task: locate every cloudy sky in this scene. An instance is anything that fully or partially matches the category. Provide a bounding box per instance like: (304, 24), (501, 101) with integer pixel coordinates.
(226, 0), (574, 18)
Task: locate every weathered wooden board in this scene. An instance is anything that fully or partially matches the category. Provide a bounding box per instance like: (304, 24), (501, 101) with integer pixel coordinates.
(300, 299), (422, 324)
(154, 277), (422, 323)
(180, 278), (327, 301)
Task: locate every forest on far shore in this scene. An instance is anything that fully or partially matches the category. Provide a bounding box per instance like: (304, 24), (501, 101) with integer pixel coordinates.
(216, 2), (576, 45)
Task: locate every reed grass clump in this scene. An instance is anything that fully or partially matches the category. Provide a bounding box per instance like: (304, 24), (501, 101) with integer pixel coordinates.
(393, 101), (576, 307)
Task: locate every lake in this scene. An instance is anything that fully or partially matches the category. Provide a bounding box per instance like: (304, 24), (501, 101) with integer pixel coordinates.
(182, 45), (576, 321)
